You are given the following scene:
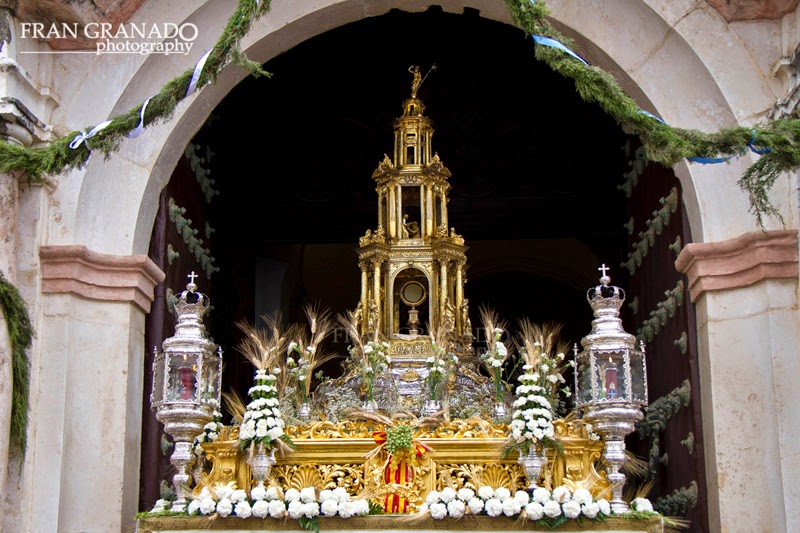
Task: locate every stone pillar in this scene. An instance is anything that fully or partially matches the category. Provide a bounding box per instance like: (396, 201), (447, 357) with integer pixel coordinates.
(676, 230), (800, 533)
(23, 246), (164, 533)
(0, 116), (33, 503)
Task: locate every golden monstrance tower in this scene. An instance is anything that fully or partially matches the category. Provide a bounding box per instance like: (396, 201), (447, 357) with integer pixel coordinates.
(355, 69), (484, 406)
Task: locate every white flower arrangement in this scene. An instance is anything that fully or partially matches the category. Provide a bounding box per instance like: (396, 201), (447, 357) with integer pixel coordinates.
(286, 305), (335, 409)
(350, 340), (391, 404)
(510, 320), (574, 455)
(424, 335), (458, 402)
(192, 412), (223, 457)
(239, 369), (287, 449)
(423, 485), (614, 524)
(478, 309), (512, 405)
(177, 483), (370, 524)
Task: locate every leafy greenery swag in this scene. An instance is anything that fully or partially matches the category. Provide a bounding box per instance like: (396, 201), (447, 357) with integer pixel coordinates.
(2, 0), (799, 455)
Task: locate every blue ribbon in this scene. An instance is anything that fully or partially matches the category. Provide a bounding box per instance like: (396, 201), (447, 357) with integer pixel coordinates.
(690, 130), (771, 164)
(638, 110), (664, 124)
(126, 96), (154, 139)
(186, 49), (213, 98)
(532, 35), (588, 66)
(69, 120), (113, 150)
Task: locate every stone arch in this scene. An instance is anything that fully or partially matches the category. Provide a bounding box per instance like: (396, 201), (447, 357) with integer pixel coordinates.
(62, 0), (779, 256)
(41, 1), (787, 531)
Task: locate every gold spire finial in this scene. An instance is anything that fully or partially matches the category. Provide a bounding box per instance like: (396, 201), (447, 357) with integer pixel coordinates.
(408, 64), (437, 98)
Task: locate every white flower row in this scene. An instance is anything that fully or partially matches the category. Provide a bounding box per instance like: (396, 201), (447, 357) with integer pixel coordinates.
(154, 485), (371, 520)
(248, 384), (277, 395)
(421, 485), (624, 521)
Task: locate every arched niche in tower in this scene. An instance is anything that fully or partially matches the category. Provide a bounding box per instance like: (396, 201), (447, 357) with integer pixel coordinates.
(400, 186), (422, 239)
(392, 267), (430, 336)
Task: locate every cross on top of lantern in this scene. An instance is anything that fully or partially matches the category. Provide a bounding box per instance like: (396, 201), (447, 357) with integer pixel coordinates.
(151, 271), (222, 410)
(575, 265), (648, 407)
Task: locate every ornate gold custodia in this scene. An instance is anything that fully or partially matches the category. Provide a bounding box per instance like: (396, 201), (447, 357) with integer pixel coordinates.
(356, 77), (481, 405)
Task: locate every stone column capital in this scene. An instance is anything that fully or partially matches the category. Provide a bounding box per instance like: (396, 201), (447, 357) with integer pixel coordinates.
(40, 245), (165, 312)
(675, 229), (798, 302)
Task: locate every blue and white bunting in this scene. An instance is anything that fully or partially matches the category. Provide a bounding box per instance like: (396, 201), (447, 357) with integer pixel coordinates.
(69, 120), (113, 150)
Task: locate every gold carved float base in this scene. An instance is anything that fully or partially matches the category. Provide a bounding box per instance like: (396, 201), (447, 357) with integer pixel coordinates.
(198, 419), (610, 512)
(137, 515), (665, 533)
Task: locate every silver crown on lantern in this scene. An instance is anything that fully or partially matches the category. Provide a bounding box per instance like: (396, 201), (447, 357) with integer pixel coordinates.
(575, 264), (648, 514)
(151, 272), (222, 512)
(581, 264), (637, 357)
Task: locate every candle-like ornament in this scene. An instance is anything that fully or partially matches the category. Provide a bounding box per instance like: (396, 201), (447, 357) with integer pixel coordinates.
(605, 356), (618, 399)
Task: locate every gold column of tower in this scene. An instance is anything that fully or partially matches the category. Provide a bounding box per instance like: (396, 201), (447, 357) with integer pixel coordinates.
(357, 71), (474, 406)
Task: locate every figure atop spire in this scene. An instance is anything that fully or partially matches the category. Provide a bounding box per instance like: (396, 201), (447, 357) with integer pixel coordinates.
(408, 64), (437, 99)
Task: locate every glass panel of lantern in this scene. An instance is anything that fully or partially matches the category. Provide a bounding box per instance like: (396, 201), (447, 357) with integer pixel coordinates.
(199, 352), (222, 407)
(168, 353), (199, 402)
(629, 348), (647, 404)
(151, 348), (166, 406)
(593, 349), (627, 401)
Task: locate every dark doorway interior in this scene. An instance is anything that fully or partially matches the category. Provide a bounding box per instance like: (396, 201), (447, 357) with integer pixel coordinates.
(140, 6), (706, 529)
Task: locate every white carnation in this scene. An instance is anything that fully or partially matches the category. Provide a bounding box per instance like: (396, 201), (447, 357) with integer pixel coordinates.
(320, 499), (339, 517)
(319, 489), (334, 502)
(216, 498), (233, 517)
(265, 486), (282, 501)
(426, 490), (441, 505)
(467, 497), (484, 514)
(187, 499), (201, 516)
(562, 500), (581, 519)
(477, 486), (494, 500)
(234, 500), (252, 518)
(230, 489), (247, 503)
(485, 498), (503, 517)
(199, 498), (217, 515)
(287, 500), (303, 520)
(301, 502), (320, 518)
(440, 487), (457, 503)
(447, 499), (466, 518)
(543, 500), (562, 518)
(354, 499), (370, 515)
(457, 488), (475, 502)
(525, 502), (544, 520)
(251, 486), (267, 501)
(251, 499), (269, 518)
(430, 502), (447, 520)
(268, 499), (286, 519)
(513, 490), (530, 505)
(338, 501), (355, 519)
(552, 485), (572, 503)
(572, 488), (592, 506)
(533, 487), (550, 505)
(285, 488), (301, 502)
(300, 487), (317, 503)
(333, 487), (350, 503)
(502, 498), (522, 517)
(495, 487), (511, 501)
(582, 502), (600, 519)
(598, 498), (611, 515)
(632, 497), (654, 512)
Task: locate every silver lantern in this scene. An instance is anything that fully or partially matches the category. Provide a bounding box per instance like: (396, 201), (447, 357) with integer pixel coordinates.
(575, 265), (648, 514)
(151, 272), (222, 512)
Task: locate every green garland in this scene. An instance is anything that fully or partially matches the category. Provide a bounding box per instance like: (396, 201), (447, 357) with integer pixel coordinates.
(0, 0), (796, 224)
(0, 271), (33, 455)
(505, 0), (799, 226)
(0, 0), (271, 181)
